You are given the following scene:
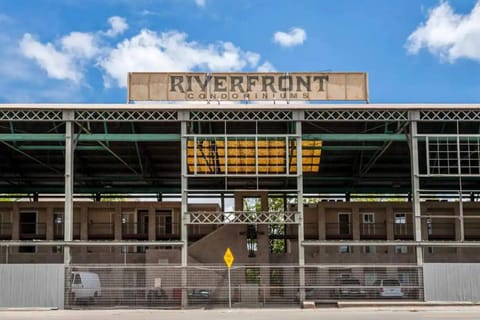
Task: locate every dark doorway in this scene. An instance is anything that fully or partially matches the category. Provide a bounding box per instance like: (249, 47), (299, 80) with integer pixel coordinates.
(339, 213), (350, 235)
(19, 212), (37, 252)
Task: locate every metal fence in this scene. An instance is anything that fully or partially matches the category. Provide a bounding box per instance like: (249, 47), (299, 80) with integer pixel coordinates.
(64, 264), (423, 308)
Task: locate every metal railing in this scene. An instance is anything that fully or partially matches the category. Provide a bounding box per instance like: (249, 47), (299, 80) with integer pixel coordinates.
(88, 223), (114, 240)
(0, 223), (12, 240)
(360, 223), (386, 240)
(465, 223), (480, 240)
(122, 223), (148, 240)
(19, 223), (46, 239)
(326, 223), (352, 240)
(54, 223), (81, 240)
(394, 223), (414, 240)
(427, 223), (456, 240)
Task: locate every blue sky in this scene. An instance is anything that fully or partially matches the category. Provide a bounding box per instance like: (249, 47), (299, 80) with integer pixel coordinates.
(0, 0), (480, 103)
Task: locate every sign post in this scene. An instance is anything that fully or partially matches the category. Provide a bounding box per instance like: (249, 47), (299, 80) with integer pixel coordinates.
(223, 247), (235, 309)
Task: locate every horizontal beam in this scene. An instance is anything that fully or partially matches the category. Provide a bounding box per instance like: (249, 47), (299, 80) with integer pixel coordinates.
(0, 133), (406, 142)
(18, 145), (104, 151)
(0, 240), (185, 247)
(303, 134), (407, 142)
(0, 133), (180, 142)
(302, 240), (480, 247)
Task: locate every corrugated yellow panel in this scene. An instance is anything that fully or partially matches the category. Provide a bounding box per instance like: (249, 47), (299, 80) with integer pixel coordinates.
(258, 158), (285, 165)
(228, 149), (256, 157)
(228, 158), (256, 165)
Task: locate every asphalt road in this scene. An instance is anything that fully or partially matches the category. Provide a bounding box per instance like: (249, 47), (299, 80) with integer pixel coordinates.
(1, 307), (480, 320)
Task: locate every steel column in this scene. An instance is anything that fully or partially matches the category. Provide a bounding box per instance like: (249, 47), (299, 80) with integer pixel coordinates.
(409, 111), (423, 268)
(295, 112), (305, 303)
(64, 112), (74, 265)
(180, 112), (189, 308)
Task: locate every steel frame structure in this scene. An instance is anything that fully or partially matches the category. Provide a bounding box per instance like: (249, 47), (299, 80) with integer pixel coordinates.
(2, 104), (480, 305)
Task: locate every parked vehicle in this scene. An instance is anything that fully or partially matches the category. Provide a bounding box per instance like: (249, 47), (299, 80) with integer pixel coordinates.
(147, 288), (169, 305)
(372, 279), (404, 298)
(333, 278), (365, 298)
(71, 271), (101, 303)
(188, 289), (210, 304)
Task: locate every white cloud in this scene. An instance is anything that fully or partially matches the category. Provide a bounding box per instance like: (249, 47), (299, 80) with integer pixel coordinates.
(61, 32), (98, 58)
(195, 0), (206, 7)
(99, 29), (262, 87)
(19, 33), (81, 82)
(104, 16), (128, 37)
(273, 27), (307, 47)
(257, 61), (276, 72)
(18, 16), (268, 89)
(19, 30), (99, 83)
(406, 1), (480, 62)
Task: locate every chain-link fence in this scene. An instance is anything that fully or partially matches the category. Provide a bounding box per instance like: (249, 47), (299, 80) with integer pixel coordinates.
(64, 264), (423, 308)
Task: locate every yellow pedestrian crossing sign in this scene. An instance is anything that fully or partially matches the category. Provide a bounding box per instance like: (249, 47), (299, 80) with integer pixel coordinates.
(223, 248), (234, 268)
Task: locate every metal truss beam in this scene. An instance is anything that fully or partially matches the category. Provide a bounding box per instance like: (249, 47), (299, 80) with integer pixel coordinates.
(360, 122), (409, 176)
(305, 110), (408, 121)
(0, 141), (61, 174)
(187, 211), (299, 224)
(0, 133), (405, 142)
(76, 122), (140, 176)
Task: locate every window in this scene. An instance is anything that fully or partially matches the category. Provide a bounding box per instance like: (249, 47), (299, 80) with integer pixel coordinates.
(395, 246), (408, 254)
(73, 273), (81, 285)
(395, 213), (406, 224)
(339, 245), (351, 254)
(362, 213), (375, 224)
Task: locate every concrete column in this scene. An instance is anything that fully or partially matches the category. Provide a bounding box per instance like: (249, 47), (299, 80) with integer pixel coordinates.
(11, 204), (19, 240)
(114, 206), (122, 241)
(318, 206), (326, 240)
(148, 207), (156, 241)
(317, 205), (326, 258)
(80, 206), (88, 258)
(45, 207), (54, 241)
(352, 207), (360, 241)
(386, 207), (395, 255)
(80, 206), (88, 240)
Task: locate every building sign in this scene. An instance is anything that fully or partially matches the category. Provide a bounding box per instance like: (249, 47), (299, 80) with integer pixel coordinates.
(128, 72), (368, 102)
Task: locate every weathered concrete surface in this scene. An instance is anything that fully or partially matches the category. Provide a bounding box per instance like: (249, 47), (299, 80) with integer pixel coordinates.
(2, 307), (480, 320)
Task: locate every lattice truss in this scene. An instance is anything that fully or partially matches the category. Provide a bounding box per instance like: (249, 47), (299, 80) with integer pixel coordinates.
(75, 110), (177, 121)
(425, 136), (480, 175)
(186, 136), (322, 175)
(305, 110), (407, 121)
(189, 110), (292, 121)
(0, 110), (63, 121)
(188, 211), (298, 224)
(421, 110), (480, 121)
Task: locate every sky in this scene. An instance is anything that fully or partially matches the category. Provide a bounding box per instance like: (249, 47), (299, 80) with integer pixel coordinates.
(1, 0), (480, 104)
